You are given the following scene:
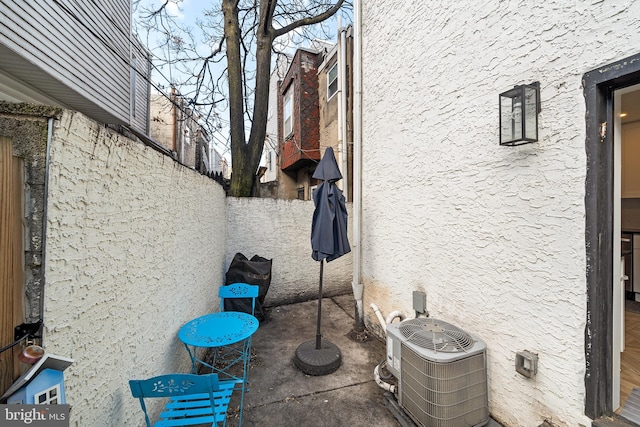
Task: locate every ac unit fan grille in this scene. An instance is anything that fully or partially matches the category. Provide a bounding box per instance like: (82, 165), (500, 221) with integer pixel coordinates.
(399, 318), (475, 353)
(400, 343), (488, 427)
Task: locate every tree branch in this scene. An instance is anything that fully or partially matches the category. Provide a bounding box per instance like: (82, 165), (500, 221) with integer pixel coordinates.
(264, 0), (277, 34)
(273, 0), (344, 38)
(140, 0), (170, 19)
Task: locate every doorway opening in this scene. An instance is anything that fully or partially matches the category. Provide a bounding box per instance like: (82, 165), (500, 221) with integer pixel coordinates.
(584, 53), (640, 420)
(615, 84), (640, 412)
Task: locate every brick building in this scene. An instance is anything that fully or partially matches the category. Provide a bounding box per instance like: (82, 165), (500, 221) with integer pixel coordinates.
(260, 29), (352, 201)
(278, 47), (323, 200)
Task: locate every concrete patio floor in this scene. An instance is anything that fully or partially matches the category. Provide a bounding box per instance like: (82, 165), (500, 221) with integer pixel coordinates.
(221, 293), (502, 427)
(225, 293), (400, 427)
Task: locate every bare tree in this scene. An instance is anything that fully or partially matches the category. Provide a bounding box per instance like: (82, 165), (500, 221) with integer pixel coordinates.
(135, 0), (349, 196)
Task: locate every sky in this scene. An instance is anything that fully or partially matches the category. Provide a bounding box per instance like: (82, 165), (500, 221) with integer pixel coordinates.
(133, 0), (234, 160)
(133, 0), (350, 167)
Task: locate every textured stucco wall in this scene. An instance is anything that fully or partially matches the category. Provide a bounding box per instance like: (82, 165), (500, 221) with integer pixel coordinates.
(226, 197), (353, 306)
(40, 116), (351, 425)
(43, 111), (227, 426)
(361, 2), (640, 426)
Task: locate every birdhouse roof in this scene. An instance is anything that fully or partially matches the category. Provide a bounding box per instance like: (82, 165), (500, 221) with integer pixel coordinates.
(0, 354), (73, 402)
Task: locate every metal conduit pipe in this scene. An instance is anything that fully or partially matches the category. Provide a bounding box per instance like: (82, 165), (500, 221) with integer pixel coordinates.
(38, 118), (54, 335)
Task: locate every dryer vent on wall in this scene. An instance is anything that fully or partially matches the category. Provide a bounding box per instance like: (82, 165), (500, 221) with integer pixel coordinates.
(386, 318), (489, 427)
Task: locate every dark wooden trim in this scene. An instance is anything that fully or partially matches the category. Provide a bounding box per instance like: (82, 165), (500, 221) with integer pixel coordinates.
(583, 52), (640, 420)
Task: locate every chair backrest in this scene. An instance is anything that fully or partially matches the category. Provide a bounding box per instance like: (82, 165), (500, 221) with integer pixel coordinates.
(218, 282), (259, 315)
(129, 373), (227, 427)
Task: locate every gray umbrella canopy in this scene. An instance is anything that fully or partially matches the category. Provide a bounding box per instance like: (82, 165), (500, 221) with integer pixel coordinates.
(311, 147), (351, 262)
(295, 147), (350, 375)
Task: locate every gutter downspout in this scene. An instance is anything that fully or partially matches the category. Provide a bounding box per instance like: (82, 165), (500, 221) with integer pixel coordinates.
(352, 0), (364, 330)
(338, 20), (348, 201)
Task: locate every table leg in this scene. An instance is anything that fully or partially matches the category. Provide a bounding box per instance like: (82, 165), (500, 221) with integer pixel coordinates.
(237, 336), (253, 426)
(183, 343), (198, 374)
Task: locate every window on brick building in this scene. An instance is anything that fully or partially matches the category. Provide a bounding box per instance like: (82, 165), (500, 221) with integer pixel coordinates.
(284, 88), (293, 136)
(327, 63), (338, 100)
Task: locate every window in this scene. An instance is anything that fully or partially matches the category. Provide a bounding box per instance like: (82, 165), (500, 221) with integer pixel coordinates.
(327, 63), (338, 100)
(35, 385), (60, 405)
(184, 126), (191, 145)
(283, 88), (293, 136)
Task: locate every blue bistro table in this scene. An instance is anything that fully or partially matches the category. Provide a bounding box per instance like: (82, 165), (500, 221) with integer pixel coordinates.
(178, 311), (259, 425)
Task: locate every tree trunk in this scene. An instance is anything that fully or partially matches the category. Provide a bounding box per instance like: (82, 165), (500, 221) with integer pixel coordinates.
(243, 2), (276, 196)
(222, 0), (251, 197)
(223, 0), (344, 197)
(225, 0), (276, 197)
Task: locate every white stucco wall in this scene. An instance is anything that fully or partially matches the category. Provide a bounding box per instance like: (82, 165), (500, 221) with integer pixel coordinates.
(361, 2), (640, 426)
(43, 111), (228, 426)
(38, 112), (352, 425)
(226, 197), (353, 305)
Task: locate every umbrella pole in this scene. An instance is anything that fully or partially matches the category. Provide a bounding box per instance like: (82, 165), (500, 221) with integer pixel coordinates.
(293, 259), (342, 375)
(316, 260), (324, 349)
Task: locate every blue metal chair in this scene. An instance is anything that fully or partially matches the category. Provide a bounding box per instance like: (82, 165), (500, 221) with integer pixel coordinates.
(219, 282), (259, 315)
(217, 282), (259, 425)
(129, 373), (240, 427)
(216, 283), (259, 378)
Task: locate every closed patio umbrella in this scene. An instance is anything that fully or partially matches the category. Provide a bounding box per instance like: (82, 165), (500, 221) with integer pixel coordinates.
(294, 147), (351, 376)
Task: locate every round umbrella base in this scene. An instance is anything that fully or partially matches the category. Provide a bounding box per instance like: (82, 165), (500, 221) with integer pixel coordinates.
(294, 340), (342, 376)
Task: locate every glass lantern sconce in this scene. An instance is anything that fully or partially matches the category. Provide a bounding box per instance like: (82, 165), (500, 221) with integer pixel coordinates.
(499, 81), (541, 146)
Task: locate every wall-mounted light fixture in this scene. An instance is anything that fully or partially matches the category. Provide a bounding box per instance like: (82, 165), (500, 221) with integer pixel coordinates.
(499, 81), (540, 146)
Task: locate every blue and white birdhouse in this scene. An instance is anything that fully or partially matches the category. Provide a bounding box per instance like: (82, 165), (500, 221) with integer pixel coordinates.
(1, 354), (73, 404)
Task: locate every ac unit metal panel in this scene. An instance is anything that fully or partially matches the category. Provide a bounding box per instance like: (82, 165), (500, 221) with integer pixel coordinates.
(385, 318), (489, 427)
(386, 330), (403, 380)
(401, 344), (489, 427)
(387, 318), (485, 379)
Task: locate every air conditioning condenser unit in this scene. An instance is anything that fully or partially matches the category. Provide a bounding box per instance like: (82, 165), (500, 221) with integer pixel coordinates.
(386, 318), (489, 427)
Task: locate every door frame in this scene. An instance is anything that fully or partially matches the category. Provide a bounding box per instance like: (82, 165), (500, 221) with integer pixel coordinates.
(584, 52), (640, 419)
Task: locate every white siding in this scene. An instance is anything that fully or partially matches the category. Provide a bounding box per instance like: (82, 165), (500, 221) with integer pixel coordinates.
(361, 1), (640, 426)
(131, 37), (151, 133)
(0, 0), (133, 125)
